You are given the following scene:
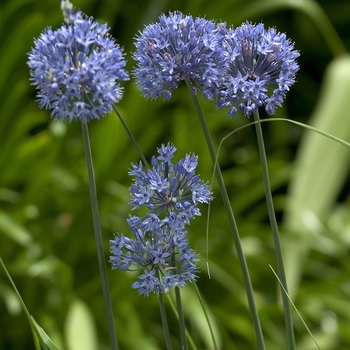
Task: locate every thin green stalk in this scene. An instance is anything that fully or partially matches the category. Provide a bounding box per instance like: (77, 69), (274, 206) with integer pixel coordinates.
(165, 294), (198, 350)
(270, 266), (320, 350)
(217, 118), (350, 152)
(175, 287), (188, 350)
(113, 105), (149, 168)
(171, 250), (187, 350)
(266, 118), (350, 148)
(192, 282), (218, 350)
(186, 80), (266, 350)
(81, 121), (118, 350)
(252, 110), (295, 350)
(158, 291), (173, 350)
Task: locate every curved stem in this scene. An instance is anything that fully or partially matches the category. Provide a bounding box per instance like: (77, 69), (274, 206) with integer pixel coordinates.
(253, 110), (295, 350)
(186, 80), (266, 350)
(193, 282), (218, 350)
(81, 121), (118, 350)
(112, 105), (149, 168)
(217, 118), (350, 152)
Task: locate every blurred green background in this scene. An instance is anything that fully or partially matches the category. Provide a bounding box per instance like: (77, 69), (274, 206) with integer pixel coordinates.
(1, 0), (350, 349)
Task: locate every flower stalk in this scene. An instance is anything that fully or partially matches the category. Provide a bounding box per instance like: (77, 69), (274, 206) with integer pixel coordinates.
(81, 121), (118, 350)
(158, 290), (173, 350)
(113, 105), (149, 168)
(175, 286), (188, 350)
(253, 110), (295, 350)
(186, 79), (266, 350)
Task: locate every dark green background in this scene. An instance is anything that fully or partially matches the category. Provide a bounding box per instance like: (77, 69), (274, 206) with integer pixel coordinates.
(1, 0), (350, 349)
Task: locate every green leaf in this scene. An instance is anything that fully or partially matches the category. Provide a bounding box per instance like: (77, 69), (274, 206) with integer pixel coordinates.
(64, 298), (99, 350)
(284, 54), (350, 297)
(0, 257), (60, 350)
(31, 317), (61, 350)
(0, 210), (32, 246)
(286, 54), (350, 231)
(0, 281), (22, 315)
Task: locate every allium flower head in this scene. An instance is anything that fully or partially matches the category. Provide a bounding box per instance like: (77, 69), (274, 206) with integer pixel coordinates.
(133, 12), (226, 100)
(110, 217), (198, 296)
(129, 143), (213, 224)
(110, 143), (212, 296)
(28, 0), (129, 122)
(216, 22), (300, 117)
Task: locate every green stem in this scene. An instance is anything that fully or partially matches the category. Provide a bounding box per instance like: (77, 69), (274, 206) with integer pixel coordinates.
(158, 290), (173, 350)
(192, 282), (218, 350)
(81, 121), (118, 350)
(217, 118), (350, 154)
(112, 105), (149, 168)
(175, 287), (188, 350)
(165, 293), (198, 350)
(252, 110), (295, 350)
(186, 80), (266, 350)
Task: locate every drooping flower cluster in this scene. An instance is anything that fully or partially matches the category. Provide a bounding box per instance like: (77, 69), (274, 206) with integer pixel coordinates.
(27, 0), (129, 123)
(133, 12), (226, 100)
(133, 14), (299, 117)
(110, 143), (213, 296)
(216, 22), (300, 117)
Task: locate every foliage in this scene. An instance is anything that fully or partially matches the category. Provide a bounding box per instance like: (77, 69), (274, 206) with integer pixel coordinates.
(1, 0), (350, 349)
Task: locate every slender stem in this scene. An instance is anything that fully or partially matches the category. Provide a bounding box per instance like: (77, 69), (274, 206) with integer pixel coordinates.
(186, 80), (266, 350)
(158, 291), (173, 350)
(265, 118), (350, 148)
(252, 110), (295, 350)
(171, 249), (187, 350)
(112, 105), (149, 168)
(165, 293), (198, 350)
(217, 118), (350, 157)
(192, 282), (218, 350)
(81, 121), (118, 350)
(175, 287), (188, 350)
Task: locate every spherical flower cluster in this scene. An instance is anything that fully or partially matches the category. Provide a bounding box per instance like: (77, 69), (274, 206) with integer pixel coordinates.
(133, 14), (299, 117)
(133, 12), (226, 100)
(110, 143), (213, 296)
(129, 143), (213, 221)
(27, 0), (129, 122)
(216, 22), (300, 117)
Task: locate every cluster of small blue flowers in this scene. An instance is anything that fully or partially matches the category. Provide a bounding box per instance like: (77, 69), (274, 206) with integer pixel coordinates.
(216, 22), (300, 117)
(129, 143), (212, 220)
(133, 12), (226, 100)
(28, 3), (299, 121)
(110, 144), (213, 296)
(27, 0), (129, 123)
(27, 2), (299, 294)
(133, 14), (299, 117)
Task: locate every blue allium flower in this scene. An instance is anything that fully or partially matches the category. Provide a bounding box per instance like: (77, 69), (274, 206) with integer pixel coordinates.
(133, 12), (226, 100)
(128, 143), (213, 222)
(110, 143), (213, 296)
(27, 0), (129, 122)
(216, 22), (300, 117)
(110, 216), (198, 296)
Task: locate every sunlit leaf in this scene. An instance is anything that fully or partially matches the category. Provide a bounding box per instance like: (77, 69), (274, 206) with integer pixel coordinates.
(284, 54), (350, 297)
(0, 210), (33, 246)
(64, 299), (98, 350)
